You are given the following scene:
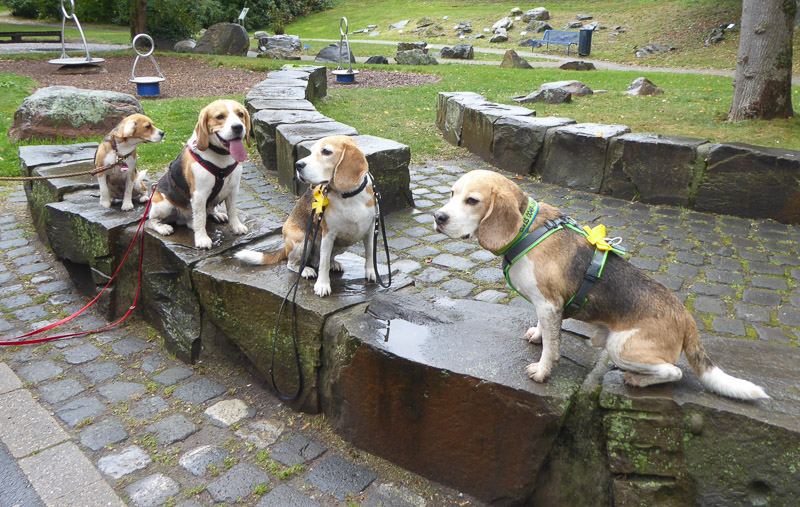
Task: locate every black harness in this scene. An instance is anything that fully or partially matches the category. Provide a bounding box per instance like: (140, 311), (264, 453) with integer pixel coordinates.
(188, 149), (239, 204)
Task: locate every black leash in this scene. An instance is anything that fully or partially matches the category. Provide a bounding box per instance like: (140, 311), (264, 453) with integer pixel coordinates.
(369, 173), (392, 288)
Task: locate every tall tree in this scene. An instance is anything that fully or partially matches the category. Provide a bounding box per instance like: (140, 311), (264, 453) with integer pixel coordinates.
(131, 0), (147, 40)
(728, 0), (795, 121)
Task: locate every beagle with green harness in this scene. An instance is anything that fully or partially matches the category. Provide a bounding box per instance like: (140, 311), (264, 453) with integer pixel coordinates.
(434, 169), (768, 400)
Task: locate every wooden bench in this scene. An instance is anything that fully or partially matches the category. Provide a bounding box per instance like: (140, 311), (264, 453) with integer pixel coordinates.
(531, 30), (579, 55)
(0, 31), (62, 44)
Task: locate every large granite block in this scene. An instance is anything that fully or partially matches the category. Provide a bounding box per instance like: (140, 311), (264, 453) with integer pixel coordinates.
(252, 109), (334, 170)
(27, 160), (98, 239)
(320, 293), (599, 504)
(275, 122), (358, 195)
(693, 143), (800, 223)
(540, 123), (631, 192)
(114, 215), (279, 363)
(279, 65), (328, 99)
(604, 133), (708, 206)
(18, 142), (98, 174)
(245, 98), (316, 118)
(263, 77), (314, 102)
(437, 92), (487, 146)
(297, 135), (413, 213)
(193, 237), (408, 412)
(461, 103), (535, 162)
(492, 116), (575, 175)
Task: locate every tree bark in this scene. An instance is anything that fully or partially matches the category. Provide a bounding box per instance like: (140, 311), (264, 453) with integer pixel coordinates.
(728, 0), (795, 121)
(130, 0), (147, 40)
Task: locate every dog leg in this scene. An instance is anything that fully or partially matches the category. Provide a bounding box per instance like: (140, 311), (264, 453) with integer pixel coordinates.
(225, 192), (248, 235)
(191, 196), (213, 249)
(524, 322), (542, 344)
(313, 234), (335, 297)
(525, 304), (563, 383)
(607, 328), (683, 387)
(362, 229), (377, 282)
(210, 205), (228, 223)
(98, 174), (112, 209)
(147, 200), (175, 236)
(120, 157), (136, 211)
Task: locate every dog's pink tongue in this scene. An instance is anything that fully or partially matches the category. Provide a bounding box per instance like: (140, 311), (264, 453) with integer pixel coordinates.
(228, 138), (247, 162)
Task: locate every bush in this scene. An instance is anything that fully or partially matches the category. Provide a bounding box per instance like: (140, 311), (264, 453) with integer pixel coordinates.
(146, 0), (200, 41)
(7, 0), (61, 20)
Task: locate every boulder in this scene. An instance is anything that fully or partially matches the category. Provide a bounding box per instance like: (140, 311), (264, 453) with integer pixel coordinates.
(8, 86), (143, 142)
(518, 39), (535, 48)
(500, 50), (532, 69)
(258, 48), (300, 60)
(492, 17), (514, 32)
(173, 39), (195, 53)
(365, 55), (389, 65)
(493, 116), (576, 175)
(512, 88), (572, 104)
(510, 8), (523, 15)
(559, 60), (596, 71)
(436, 92), (487, 146)
(422, 25), (445, 37)
(527, 20), (552, 33)
(397, 41), (427, 53)
(253, 31), (269, 39)
(395, 49), (438, 66)
(257, 34), (301, 53)
(416, 17), (434, 28)
(389, 20), (410, 30)
(193, 23), (249, 56)
(625, 77), (664, 96)
(489, 29), (509, 43)
(540, 80), (593, 96)
(314, 43), (356, 64)
(523, 8), (550, 22)
(440, 44), (474, 59)
(252, 109), (334, 170)
(461, 102), (535, 162)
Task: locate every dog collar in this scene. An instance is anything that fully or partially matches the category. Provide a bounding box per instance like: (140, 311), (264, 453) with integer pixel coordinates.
(491, 197), (538, 256)
(109, 136), (136, 159)
(207, 142), (230, 156)
(341, 175), (369, 199)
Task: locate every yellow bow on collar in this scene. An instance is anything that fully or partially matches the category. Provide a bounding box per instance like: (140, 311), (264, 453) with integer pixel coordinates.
(583, 224), (611, 251)
(312, 188), (329, 214)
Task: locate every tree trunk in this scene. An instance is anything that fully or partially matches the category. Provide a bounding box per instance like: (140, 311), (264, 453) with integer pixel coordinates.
(130, 0), (147, 40)
(728, 0), (795, 121)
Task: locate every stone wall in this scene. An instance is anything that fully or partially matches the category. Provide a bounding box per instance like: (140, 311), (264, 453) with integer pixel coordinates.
(437, 92), (800, 224)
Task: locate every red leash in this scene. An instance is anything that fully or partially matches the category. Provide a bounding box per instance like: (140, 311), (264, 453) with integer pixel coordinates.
(0, 187), (156, 346)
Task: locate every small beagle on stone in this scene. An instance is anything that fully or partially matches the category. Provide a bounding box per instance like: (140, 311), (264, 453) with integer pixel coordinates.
(434, 169), (768, 400)
(236, 135), (378, 297)
(148, 100), (250, 249)
(94, 113), (164, 211)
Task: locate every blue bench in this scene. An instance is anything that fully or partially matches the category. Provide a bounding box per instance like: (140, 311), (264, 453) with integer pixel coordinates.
(531, 30), (579, 55)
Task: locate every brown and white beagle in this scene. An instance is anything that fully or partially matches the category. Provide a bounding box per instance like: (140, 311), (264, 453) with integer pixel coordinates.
(148, 99), (250, 249)
(94, 113), (164, 211)
(235, 135), (377, 297)
(434, 169), (768, 400)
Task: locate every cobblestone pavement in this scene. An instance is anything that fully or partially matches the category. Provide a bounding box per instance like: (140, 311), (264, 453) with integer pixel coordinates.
(1, 154), (799, 506)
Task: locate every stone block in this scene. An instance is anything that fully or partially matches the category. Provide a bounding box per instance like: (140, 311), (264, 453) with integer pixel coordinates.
(281, 64), (328, 99)
(193, 237), (408, 413)
(245, 98), (315, 119)
(693, 143), (800, 223)
(261, 77), (314, 101)
(604, 133), (708, 206)
(252, 109), (334, 170)
(114, 213), (278, 362)
(492, 116), (575, 174)
(275, 122), (359, 195)
(28, 161), (98, 240)
(461, 102), (535, 162)
(437, 92), (487, 146)
(297, 135), (413, 213)
(320, 292), (599, 503)
(540, 123), (631, 192)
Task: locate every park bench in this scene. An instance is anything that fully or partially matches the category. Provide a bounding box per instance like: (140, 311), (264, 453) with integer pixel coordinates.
(0, 30), (62, 44)
(531, 30), (579, 55)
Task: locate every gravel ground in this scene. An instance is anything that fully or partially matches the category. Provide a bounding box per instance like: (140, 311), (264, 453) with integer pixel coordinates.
(0, 55), (441, 98)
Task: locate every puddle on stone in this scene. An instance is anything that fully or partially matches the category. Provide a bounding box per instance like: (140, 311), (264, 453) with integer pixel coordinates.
(376, 318), (430, 362)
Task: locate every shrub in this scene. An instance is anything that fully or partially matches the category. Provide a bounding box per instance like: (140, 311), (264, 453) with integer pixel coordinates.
(146, 0), (200, 41)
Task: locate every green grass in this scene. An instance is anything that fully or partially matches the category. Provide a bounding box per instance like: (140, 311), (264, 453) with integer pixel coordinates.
(0, 73), (36, 176)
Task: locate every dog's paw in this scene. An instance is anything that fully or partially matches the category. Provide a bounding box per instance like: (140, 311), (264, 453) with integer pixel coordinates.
(330, 260), (343, 272)
(231, 221), (248, 235)
(194, 234), (213, 250)
(138, 194), (150, 203)
(525, 362), (551, 383)
(314, 281), (332, 297)
(100, 199), (112, 209)
(524, 323), (542, 344)
(301, 266), (317, 279)
(150, 222), (173, 236)
(211, 211), (228, 223)
(365, 267), (377, 282)
(121, 200), (134, 211)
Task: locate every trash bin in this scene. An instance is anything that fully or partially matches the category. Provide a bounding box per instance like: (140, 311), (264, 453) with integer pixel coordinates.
(578, 28), (593, 56)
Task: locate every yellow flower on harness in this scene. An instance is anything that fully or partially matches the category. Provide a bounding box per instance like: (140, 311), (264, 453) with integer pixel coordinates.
(583, 224), (612, 251)
(312, 188), (329, 214)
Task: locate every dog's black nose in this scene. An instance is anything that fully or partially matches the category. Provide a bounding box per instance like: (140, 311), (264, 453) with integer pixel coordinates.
(295, 160), (306, 171)
(231, 124), (244, 135)
(434, 212), (449, 225)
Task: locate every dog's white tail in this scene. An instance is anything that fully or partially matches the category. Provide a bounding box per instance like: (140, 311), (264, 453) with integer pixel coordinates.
(684, 325), (769, 400)
(234, 249), (287, 266)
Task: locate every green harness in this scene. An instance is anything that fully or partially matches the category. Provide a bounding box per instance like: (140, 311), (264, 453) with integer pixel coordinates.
(495, 198), (626, 317)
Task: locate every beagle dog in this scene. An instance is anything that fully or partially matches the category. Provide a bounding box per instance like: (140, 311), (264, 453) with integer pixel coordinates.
(94, 113), (164, 211)
(235, 135), (377, 297)
(148, 100), (250, 249)
(434, 170), (768, 400)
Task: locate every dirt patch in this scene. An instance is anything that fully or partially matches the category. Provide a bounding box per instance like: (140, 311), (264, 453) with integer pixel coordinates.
(0, 55), (441, 98)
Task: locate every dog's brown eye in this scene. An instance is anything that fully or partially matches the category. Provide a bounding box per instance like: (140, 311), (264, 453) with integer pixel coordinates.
(466, 197), (479, 205)
(237, 111), (244, 118)
(322, 148), (332, 156)
(145, 125), (151, 129)
(216, 114), (225, 120)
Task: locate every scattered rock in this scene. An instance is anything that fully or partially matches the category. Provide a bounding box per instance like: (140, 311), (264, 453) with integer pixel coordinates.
(492, 17), (514, 32)
(365, 55), (389, 64)
(559, 60), (596, 71)
(258, 48), (300, 60)
(540, 80), (594, 96)
(416, 17), (434, 28)
(565, 21), (583, 29)
(527, 20), (552, 33)
(518, 39), (535, 48)
(395, 49), (438, 65)
(468, 34), (485, 40)
(512, 88), (572, 104)
(500, 50), (532, 69)
(397, 41), (428, 53)
(624, 77), (664, 96)
(253, 31), (269, 39)
(523, 8), (550, 22)
(257, 34), (301, 53)
(583, 21), (600, 30)
(706, 27), (725, 46)
(489, 29), (509, 43)
(368, 31), (381, 37)
(193, 22), (249, 56)
(576, 14), (593, 21)
(173, 39), (195, 53)
(389, 20), (410, 30)
(440, 44), (474, 59)
(314, 43), (356, 64)
(8, 86), (143, 142)
(510, 8), (523, 16)
(421, 25), (445, 37)
(635, 44), (676, 58)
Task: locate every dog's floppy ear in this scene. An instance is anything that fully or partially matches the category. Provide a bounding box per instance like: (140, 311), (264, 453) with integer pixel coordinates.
(121, 118), (137, 139)
(333, 138), (368, 191)
(195, 107), (211, 151)
(477, 184), (524, 253)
